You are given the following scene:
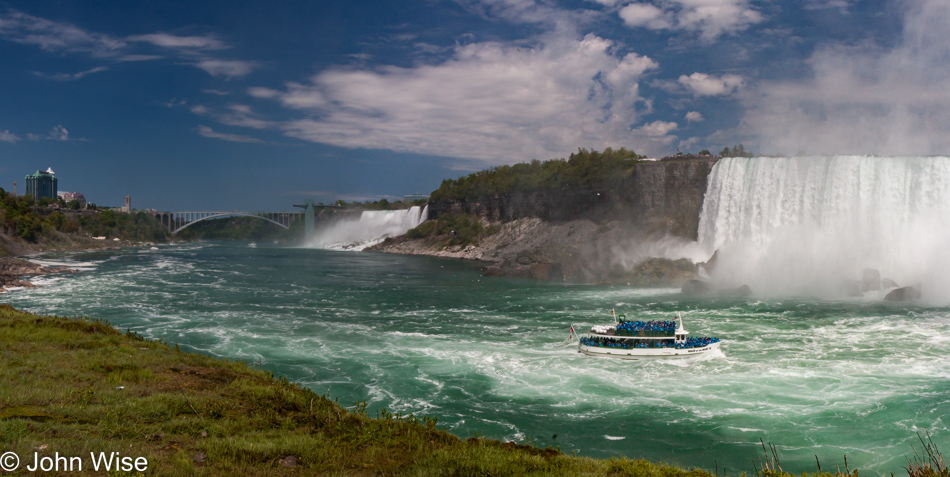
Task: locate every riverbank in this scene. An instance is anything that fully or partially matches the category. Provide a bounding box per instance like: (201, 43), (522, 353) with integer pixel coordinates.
(0, 228), (164, 292)
(0, 304), (726, 476)
(0, 257), (78, 291)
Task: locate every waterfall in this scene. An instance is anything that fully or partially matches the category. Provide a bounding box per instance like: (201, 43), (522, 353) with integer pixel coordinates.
(697, 156), (950, 297)
(307, 205), (428, 251)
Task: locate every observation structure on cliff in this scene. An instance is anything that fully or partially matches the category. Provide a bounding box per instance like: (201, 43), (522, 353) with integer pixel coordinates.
(293, 200), (344, 240)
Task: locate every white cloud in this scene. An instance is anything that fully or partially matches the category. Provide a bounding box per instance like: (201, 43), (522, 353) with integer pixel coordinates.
(34, 66), (109, 81)
(634, 120), (678, 137)
(619, 3), (672, 29)
(617, 0), (764, 42)
(742, 0), (950, 156)
(247, 87), (281, 99)
(128, 33), (226, 50)
(0, 10), (126, 57)
(685, 111), (704, 122)
(190, 104), (274, 130)
(0, 11), (254, 79)
(219, 104), (275, 129)
(457, 0), (590, 27)
(163, 98), (187, 108)
(203, 89), (230, 96)
(116, 54), (162, 62)
(48, 125), (69, 141)
(196, 125), (263, 143)
(26, 133), (40, 141)
(264, 32), (669, 162)
(803, 0), (851, 12)
(195, 60), (257, 78)
(0, 130), (20, 142)
(678, 72), (743, 96)
(273, 83), (328, 108)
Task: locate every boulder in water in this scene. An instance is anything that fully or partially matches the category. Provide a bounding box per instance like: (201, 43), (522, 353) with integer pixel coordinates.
(624, 258), (698, 287)
(882, 278), (899, 289)
(884, 286), (921, 302)
(861, 268), (881, 292)
(702, 250), (719, 275)
(682, 279), (711, 296)
(839, 280), (862, 297)
(721, 284), (752, 297)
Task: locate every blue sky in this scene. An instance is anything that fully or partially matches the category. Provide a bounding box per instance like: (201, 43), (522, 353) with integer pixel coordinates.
(0, 0), (945, 211)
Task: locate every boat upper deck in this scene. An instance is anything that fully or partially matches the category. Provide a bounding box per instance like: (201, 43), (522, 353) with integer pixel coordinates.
(588, 319), (682, 339)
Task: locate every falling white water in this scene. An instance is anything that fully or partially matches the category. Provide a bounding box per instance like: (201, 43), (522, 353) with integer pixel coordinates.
(697, 156), (950, 298)
(307, 205), (428, 251)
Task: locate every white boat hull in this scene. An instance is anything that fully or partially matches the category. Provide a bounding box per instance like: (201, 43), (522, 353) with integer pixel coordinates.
(578, 341), (721, 360)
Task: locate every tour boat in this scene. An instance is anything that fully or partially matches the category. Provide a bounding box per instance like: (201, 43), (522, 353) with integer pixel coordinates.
(575, 312), (720, 360)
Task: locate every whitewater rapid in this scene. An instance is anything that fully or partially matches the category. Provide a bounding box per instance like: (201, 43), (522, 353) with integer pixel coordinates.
(6, 243), (949, 475)
(697, 156), (950, 298)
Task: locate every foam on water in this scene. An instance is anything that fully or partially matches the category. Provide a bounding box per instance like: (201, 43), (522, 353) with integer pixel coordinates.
(4, 243), (950, 474)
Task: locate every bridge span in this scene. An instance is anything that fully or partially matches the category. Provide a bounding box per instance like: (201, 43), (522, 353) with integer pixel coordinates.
(155, 211), (303, 234)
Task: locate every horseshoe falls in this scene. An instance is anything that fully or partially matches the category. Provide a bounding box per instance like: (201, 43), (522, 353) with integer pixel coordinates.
(698, 156), (950, 299)
(307, 204), (428, 251)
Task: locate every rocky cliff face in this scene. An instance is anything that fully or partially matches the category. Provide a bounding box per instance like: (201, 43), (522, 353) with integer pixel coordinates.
(428, 156), (717, 240)
(370, 217), (701, 285)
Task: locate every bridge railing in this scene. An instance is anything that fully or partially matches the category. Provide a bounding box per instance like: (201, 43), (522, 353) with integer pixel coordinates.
(153, 211), (304, 234)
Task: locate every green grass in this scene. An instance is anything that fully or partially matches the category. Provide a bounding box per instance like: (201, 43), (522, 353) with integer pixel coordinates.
(0, 304), (925, 476)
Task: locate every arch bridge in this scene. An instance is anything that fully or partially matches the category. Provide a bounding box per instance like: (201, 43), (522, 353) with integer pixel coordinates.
(155, 211), (303, 234)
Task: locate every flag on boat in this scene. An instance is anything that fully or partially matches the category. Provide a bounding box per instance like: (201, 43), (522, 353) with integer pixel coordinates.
(570, 323), (576, 340)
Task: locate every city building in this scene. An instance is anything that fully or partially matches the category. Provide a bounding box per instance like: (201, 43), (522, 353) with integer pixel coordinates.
(25, 167), (58, 200)
(58, 191), (87, 208)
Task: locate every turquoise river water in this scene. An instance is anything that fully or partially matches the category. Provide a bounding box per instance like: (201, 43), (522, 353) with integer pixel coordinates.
(5, 241), (949, 475)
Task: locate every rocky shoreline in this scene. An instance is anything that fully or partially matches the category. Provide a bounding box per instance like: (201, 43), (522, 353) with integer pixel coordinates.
(0, 257), (78, 292)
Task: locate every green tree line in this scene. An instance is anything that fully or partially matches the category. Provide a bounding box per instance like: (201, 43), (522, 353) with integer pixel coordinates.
(430, 145), (753, 202)
(0, 189), (168, 243)
(430, 147), (647, 201)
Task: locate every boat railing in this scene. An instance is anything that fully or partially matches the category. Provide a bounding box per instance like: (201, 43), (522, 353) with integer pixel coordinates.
(615, 329), (675, 337)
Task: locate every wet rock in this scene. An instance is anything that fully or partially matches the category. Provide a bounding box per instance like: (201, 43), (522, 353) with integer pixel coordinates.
(882, 278), (899, 289)
(0, 257), (77, 291)
(702, 249), (719, 275)
(682, 279), (711, 296)
(861, 268), (881, 292)
(721, 284), (752, 297)
(839, 280), (862, 297)
(623, 258), (698, 287)
(884, 286), (921, 302)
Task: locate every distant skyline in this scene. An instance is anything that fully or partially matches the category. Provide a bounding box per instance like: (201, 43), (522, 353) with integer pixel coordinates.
(1, 0), (947, 210)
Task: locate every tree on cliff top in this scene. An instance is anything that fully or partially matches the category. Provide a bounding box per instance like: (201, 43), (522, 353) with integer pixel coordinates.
(719, 144), (754, 158)
(430, 147), (646, 201)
